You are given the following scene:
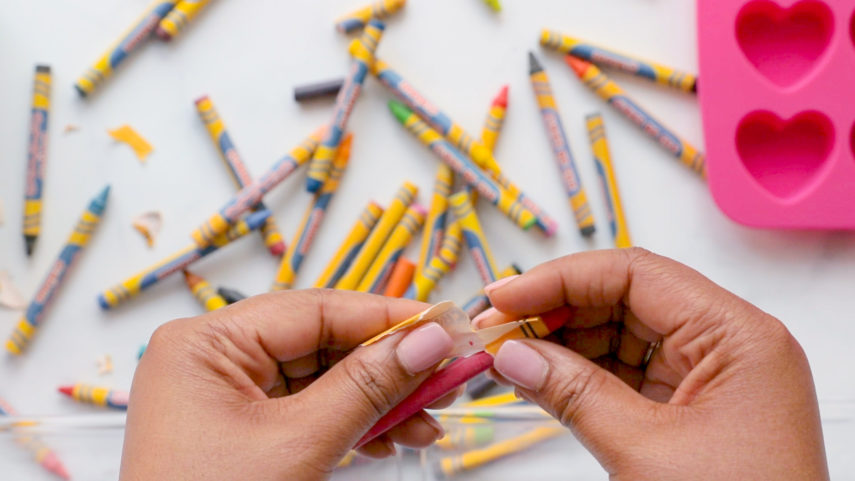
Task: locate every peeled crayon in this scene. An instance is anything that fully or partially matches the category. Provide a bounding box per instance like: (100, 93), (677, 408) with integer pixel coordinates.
(273, 134), (352, 291)
(6, 186), (110, 355)
(0, 396), (71, 480)
(183, 270), (227, 311)
(74, 0), (179, 96)
(529, 52), (596, 237)
(307, 20), (384, 192)
(155, 0), (212, 41)
(335, 0), (406, 34)
(98, 210), (271, 309)
(540, 29), (697, 93)
(357, 204), (426, 294)
(383, 257), (416, 297)
(24, 65), (51, 257)
(566, 56), (705, 176)
(587, 113), (632, 248)
(190, 128), (323, 247)
(58, 384), (129, 410)
(314, 201), (385, 288)
(195, 95), (286, 256)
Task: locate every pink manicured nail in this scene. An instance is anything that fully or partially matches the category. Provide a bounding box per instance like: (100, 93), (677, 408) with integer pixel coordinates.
(484, 275), (519, 295)
(396, 322), (453, 375)
(493, 341), (548, 391)
(471, 307), (499, 329)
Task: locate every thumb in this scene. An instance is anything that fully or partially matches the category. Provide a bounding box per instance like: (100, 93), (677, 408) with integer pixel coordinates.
(493, 339), (660, 471)
(293, 322), (453, 453)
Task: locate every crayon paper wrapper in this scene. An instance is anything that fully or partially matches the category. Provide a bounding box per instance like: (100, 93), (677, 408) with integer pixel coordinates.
(361, 301), (540, 359)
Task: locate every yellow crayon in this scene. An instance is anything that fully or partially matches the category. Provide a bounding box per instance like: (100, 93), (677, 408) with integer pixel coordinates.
(274, 136), (352, 291)
(439, 426), (564, 476)
(74, 0), (180, 97)
(58, 384), (129, 410)
(335, 182), (418, 290)
(182, 270), (227, 311)
(24, 65), (52, 257)
(357, 204), (426, 293)
(155, 0), (212, 41)
(587, 113), (632, 248)
(463, 391), (523, 408)
(416, 164), (453, 278)
(540, 29), (697, 93)
(313, 201), (385, 288)
(335, 0), (406, 34)
(449, 192), (499, 285)
(405, 220), (462, 301)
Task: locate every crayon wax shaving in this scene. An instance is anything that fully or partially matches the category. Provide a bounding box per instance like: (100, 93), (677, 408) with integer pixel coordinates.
(0, 271), (26, 310)
(63, 124), (79, 134)
(108, 125), (153, 162)
(96, 354), (113, 375)
(132, 211), (163, 247)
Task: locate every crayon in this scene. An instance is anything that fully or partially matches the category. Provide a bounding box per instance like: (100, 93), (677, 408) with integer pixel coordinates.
(449, 192), (499, 285)
(462, 264), (522, 320)
(355, 306), (571, 449)
(307, 20), (384, 193)
(58, 384), (129, 411)
(24, 65), (51, 257)
(357, 204), (426, 293)
(0, 397), (71, 480)
(436, 425), (495, 451)
(190, 127), (323, 247)
(389, 101), (536, 232)
(587, 113), (632, 248)
(565, 56), (706, 176)
(137, 343), (147, 360)
(540, 30), (697, 93)
(463, 391), (523, 408)
(273, 135), (352, 291)
(98, 210), (271, 309)
(482, 0), (502, 12)
(313, 201), (385, 288)
(183, 270), (227, 311)
(74, 0), (179, 97)
(155, 0), (212, 41)
(438, 426), (564, 476)
(6, 186), (110, 355)
(416, 164), (453, 279)
(217, 286), (247, 304)
(294, 77), (345, 102)
(404, 220), (462, 301)
(529, 52), (596, 237)
(335, 182), (418, 290)
(464, 373), (498, 399)
(373, 60), (558, 235)
(335, 0), (406, 34)
(383, 257), (416, 297)
(195, 95), (286, 256)
(480, 85), (508, 153)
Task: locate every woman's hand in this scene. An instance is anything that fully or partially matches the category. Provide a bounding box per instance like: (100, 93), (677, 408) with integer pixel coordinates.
(474, 248), (828, 480)
(120, 290), (459, 481)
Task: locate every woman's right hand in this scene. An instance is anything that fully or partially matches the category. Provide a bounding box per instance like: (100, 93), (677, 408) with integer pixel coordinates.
(474, 248), (829, 480)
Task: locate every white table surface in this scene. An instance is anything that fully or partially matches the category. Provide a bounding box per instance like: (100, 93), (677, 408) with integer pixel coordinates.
(1, 0), (853, 479)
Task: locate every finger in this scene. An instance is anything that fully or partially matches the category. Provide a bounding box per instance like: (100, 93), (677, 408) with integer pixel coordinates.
(385, 411), (444, 449)
(591, 356), (645, 391)
(492, 339), (665, 472)
(616, 329), (649, 367)
(471, 305), (620, 330)
(640, 380), (676, 403)
(356, 435), (396, 459)
(560, 324), (620, 359)
(280, 353), (319, 379)
(426, 385), (465, 410)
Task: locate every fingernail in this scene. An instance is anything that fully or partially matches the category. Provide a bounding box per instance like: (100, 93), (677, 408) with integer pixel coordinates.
(397, 322), (453, 375)
(493, 341), (548, 391)
(420, 411), (445, 439)
(471, 307), (498, 329)
(484, 275), (519, 296)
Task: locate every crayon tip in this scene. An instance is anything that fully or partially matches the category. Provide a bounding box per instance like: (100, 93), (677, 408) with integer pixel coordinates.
(306, 178), (323, 193)
(97, 294), (111, 310)
(564, 55), (592, 77)
(25, 236), (36, 256)
(35, 64), (51, 73)
(137, 343), (147, 360)
(493, 85), (509, 108)
(58, 386), (74, 397)
(528, 51), (543, 75)
(73, 84), (88, 98)
(154, 27), (172, 41)
(691, 79), (698, 93)
(410, 203), (428, 217)
(510, 263), (524, 275)
(216, 287), (247, 304)
(193, 95), (210, 106)
(580, 225), (596, 237)
(268, 241), (286, 256)
(96, 184), (111, 202)
(388, 100), (413, 124)
(182, 270), (202, 288)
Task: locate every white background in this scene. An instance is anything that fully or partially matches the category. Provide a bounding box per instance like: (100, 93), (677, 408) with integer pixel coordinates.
(1, 0), (853, 478)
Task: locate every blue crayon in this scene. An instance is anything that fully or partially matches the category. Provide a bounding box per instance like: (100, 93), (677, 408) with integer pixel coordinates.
(6, 186), (110, 355)
(98, 210), (271, 309)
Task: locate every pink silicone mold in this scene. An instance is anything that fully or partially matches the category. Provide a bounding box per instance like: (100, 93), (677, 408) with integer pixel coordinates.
(699, 0), (855, 229)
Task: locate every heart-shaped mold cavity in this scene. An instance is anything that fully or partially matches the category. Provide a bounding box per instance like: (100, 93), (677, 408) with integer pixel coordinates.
(736, 111), (833, 199)
(736, 0), (833, 87)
